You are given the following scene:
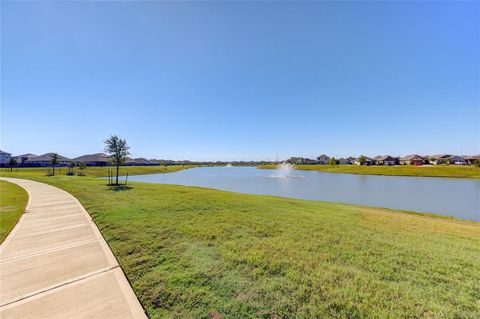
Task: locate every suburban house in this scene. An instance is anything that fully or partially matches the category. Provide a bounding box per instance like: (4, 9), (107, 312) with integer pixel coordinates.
(346, 157), (357, 164)
(73, 153), (110, 166)
(24, 153), (72, 167)
(13, 153), (38, 166)
(430, 154), (465, 165)
(303, 158), (318, 164)
(400, 154), (427, 166)
(316, 154), (330, 164)
(125, 157), (155, 166)
(337, 158), (348, 165)
(354, 156), (375, 166)
(374, 155), (398, 166)
(0, 150), (12, 167)
(465, 155), (480, 165)
(155, 159), (176, 165)
(287, 157), (305, 164)
(285, 157), (321, 165)
(446, 155), (465, 165)
(429, 154), (451, 165)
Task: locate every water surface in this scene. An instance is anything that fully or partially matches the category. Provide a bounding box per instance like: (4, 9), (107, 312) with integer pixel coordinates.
(127, 167), (479, 221)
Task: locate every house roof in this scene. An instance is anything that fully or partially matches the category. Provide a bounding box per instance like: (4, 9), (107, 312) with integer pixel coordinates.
(14, 153), (37, 158)
(73, 153), (110, 162)
(400, 154), (426, 161)
(25, 153), (71, 162)
(357, 156), (374, 161)
(465, 154), (480, 160)
(125, 157), (153, 165)
(430, 154), (464, 161)
(0, 150), (12, 155)
(375, 155), (395, 161)
(430, 154), (453, 160)
(134, 158), (153, 164)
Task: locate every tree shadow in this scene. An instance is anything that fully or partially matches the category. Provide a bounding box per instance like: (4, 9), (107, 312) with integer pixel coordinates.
(106, 184), (134, 192)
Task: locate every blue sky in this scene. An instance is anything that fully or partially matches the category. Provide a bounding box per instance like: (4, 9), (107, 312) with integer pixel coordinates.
(1, 1), (479, 161)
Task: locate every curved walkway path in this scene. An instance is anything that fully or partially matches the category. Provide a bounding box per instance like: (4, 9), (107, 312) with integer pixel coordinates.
(0, 177), (147, 319)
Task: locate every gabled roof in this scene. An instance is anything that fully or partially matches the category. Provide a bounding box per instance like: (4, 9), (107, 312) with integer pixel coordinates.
(375, 155), (395, 161)
(125, 157), (153, 165)
(25, 153), (71, 162)
(0, 150), (12, 155)
(73, 153), (109, 162)
(134, 158), (153, 164)
(14, 153), (37, 158)
(400, 154), (426, 161)
(430, 154), (453, 160)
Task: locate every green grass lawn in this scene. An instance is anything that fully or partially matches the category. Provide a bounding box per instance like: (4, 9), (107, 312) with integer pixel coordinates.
(1, 168), (479, 318)
(2, 164), (195, 178)
(259, 164), (480, 179)
(0, 180), (29, 243)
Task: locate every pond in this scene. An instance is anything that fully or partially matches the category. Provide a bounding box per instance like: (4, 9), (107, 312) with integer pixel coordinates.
(126, 167), (480, 221)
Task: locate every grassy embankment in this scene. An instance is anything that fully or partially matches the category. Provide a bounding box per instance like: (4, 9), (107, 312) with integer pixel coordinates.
(0, 180), (29, 242)
(0, 167), (479, 318)
(259, 164), (480, 179)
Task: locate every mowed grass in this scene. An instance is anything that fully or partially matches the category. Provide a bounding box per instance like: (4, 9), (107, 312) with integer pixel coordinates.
(2, 165), (195, 178)
(1, 169), (479, 318)
(259, 164), (480, 179)
(0, 180), (28, 242)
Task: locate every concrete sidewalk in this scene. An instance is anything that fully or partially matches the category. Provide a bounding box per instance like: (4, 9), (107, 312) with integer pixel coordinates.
(0, 177), (147, 319)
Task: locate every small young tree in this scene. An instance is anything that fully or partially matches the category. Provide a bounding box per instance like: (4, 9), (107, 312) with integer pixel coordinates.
(50, 153), (60, 176)
(67, 161), (75, 175)
(8, 157), (17, 172)
(358, 155), (366, 165)
(104, 135), (130, 185)
(328, 157), (337, 165)
(78, 162), (87, 176)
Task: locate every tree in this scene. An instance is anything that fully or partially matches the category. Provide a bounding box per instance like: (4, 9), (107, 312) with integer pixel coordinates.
(328, 157), (337, 165)
(78, 162), (87, 176)
(358, 155), (366, 165)
(104, 135), (130, 185)
(67, 161), (75, 175)
(50, 153), (60, 176)
(8, 157), (17, 172)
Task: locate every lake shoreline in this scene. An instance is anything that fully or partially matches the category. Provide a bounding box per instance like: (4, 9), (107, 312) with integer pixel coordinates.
(125, 167), (480, 222)
(258, 164), (480, 179)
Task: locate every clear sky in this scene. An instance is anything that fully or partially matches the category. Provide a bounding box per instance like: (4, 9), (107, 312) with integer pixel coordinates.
(1, 1), (479, 161)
